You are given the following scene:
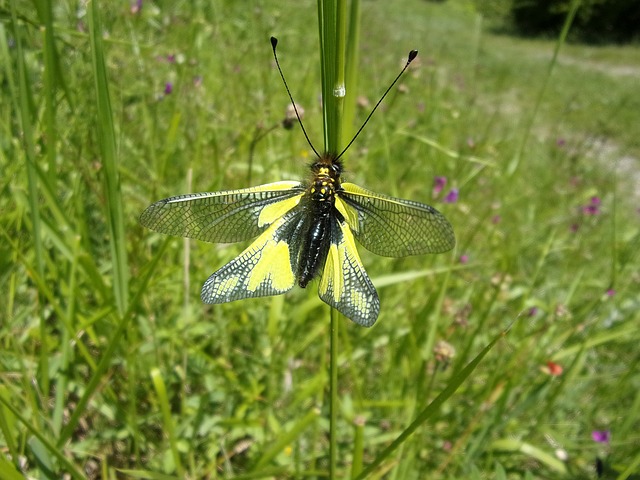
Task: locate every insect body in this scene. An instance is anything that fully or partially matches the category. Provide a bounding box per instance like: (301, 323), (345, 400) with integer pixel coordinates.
(140, 37), (455, 326)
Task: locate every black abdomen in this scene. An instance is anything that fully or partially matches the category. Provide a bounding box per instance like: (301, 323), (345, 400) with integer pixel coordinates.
(297, 205), (331, 288)
(297, 178), (336, 288)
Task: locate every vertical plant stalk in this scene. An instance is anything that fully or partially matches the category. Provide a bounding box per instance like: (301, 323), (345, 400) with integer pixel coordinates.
(507, 0), (581, 176)
(151, 369), (184, 477)
(88, 0), (129, 316)
(342, 0), (361, 145)
(318, 0), (351, 477)
(10, 0), (49, 405)
(329, 307), (339, 476)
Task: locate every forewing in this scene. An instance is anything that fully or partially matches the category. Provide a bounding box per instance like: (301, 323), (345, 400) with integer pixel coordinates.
(140, 181), (305, 243)
(337, 182), (455, 257)
(201, 209), (305, 304)
(318, 218), (380, 327)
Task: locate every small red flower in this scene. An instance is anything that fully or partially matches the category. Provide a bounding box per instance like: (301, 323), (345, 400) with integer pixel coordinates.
(544, 361), (563, 376)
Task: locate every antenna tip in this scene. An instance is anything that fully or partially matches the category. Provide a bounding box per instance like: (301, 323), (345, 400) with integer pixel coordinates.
(270, 37), (278, 49)
(408, 50), (418, 62)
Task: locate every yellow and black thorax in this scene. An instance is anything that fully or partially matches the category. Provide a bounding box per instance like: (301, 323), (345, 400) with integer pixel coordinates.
(297, 156), (345, 287)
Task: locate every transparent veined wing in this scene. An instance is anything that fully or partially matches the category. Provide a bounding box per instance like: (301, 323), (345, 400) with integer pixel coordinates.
(336, 182), (455, 257)
(318, 217), (380, 327)
(140, 181), (305, 244)
(201, 209), (306, 303)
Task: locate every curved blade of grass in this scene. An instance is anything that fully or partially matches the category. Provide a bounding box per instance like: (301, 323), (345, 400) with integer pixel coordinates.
(151, 368), (184, 477)
(617, 450), (640, 480)
(0, 396), (85, 480)
(354, 328), (507, 479)
(0, 454), (23, 480)
(115, 470), (179, 480)
(57, 237), (171, 447)
(252, 407), (320, 470)
(489, 439), (568, 474)
(350, 418), (365, 479)
(28, 436), (57, 479)
(372, 264), (470, 289)
(506, 0), (581, 176)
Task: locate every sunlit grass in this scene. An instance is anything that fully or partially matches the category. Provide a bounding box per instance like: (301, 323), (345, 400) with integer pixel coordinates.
(1, 0), (639, 478)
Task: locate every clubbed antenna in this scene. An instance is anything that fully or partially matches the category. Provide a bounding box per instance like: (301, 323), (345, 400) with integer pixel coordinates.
(271, 37), (418, 160)
(335, 49), (418, 161)
(270, 37), (321, 158)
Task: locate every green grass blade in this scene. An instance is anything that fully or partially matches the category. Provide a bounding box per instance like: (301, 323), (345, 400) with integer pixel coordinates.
(0, 454), (23, 480)
(342, 0), (361, 145)
(0, 396), (85, 480)
(252, 407), (320, 470)
(350, 416), (365, 479)
(56, 237), (171, 447)
(507, 0), (582, 175)
(88, 0), (129, 315)
(355, 328), (507, 479)
(329, 306), (339, 479)
(9, 0), (50, 408)
(151, 368), (184, 477)
(489, 439), (568, 474)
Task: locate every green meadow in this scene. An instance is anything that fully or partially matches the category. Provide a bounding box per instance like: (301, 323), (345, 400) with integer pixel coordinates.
(2, 0), (639, 478)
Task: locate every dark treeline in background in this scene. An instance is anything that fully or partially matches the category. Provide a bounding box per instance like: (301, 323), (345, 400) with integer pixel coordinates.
(468, 0), (640, 43)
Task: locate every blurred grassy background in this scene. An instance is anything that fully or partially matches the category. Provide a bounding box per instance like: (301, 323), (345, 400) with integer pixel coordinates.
(1, 0), (639, 478)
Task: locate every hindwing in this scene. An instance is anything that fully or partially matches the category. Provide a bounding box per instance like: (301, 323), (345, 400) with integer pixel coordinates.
(201, 209), (305, 303)
(337, 182), (455, 257)
(318, 217), (380, 327)
(140, 181), (305, 243)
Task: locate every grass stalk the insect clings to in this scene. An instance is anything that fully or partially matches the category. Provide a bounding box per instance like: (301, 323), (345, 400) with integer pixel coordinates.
(317, 0), (356, 475)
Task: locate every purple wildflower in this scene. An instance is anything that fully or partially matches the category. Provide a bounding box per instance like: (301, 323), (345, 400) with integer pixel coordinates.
(528, 306), (539, 317)
(556, 138), (566, 147)
(164, 82), (173, 95)
(432, 176), (447, 198)
(582, 196), (601, 215)
(444, 188), (459, 203)
(606, 289), (615, 297)
(130, 0), (142, 14)
(592, 430), (610, 444)
(459, 254), (469, 264)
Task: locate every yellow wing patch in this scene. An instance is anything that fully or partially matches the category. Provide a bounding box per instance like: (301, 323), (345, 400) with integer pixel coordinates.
(247, 238), (295, 291)
(201, 214), (297, 304)
(318, 219), (380, 327)
(258, 194), (303, 227)
(334, 195), (359, 232)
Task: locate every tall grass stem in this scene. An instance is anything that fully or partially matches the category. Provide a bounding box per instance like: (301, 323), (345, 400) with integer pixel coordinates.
(507, 0), (581, 175)
(355, 329), (506, 479)
(88, 0), (130, 315)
